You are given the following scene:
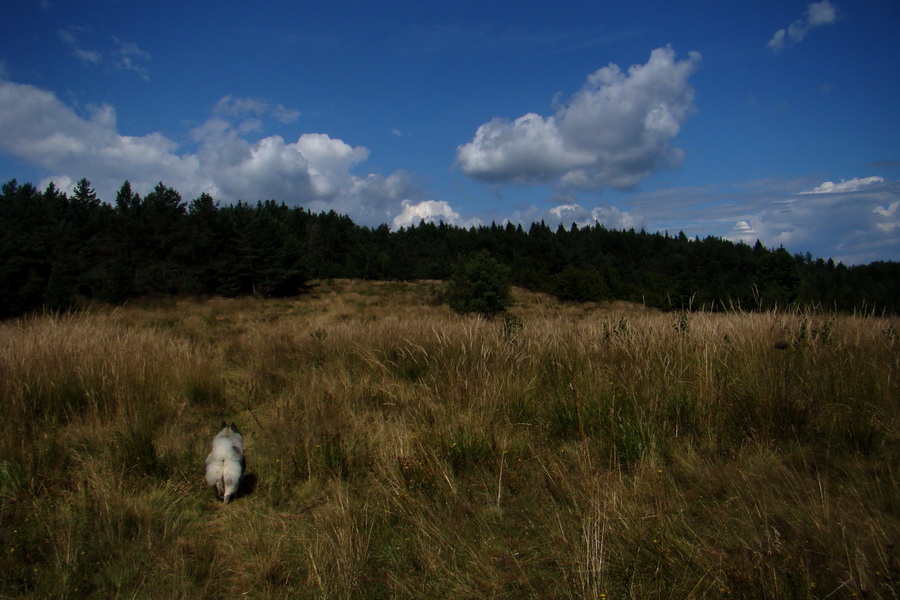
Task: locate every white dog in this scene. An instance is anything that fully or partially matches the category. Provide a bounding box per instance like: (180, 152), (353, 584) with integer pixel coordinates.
(205, 422), (245, 503)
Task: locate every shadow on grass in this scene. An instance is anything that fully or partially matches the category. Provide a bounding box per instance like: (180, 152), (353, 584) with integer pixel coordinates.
(207, 471), (258, 504)
(238, 471), (258, 499)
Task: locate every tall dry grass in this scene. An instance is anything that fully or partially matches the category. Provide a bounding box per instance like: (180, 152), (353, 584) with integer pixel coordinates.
(1, 280), (897, 598)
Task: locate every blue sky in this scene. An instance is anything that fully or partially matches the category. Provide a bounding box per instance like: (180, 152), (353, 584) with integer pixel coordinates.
(1, 0), (898, 264)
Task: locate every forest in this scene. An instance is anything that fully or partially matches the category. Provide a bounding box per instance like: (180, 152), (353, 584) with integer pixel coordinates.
(2, 177), (898, 319)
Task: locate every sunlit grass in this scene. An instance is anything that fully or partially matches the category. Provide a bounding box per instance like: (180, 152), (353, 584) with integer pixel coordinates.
(1, 280), (897, 598)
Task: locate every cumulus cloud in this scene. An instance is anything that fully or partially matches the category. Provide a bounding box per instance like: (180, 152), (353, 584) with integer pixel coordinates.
(546, 202), (645, 231)
(548, 203), (583, 222)
(392, 200), (461, 229)
(340, 171), (423, 225)
(497, 200), (646, 234)
(0, 80), (194, 187)
(590, 204), (645, 231)
(0, 80), (420, 226)
(767, 1), (838, 53)
(456, 46), (700, 191)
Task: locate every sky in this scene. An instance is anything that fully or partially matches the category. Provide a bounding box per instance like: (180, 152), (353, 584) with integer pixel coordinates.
(1, 0), (898, 265)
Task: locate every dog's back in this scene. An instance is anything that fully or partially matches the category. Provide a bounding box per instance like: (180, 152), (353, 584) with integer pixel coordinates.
(205, 423), (245, 503)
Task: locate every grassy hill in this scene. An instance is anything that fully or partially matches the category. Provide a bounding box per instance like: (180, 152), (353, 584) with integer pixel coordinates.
(1, 281), (898, 598)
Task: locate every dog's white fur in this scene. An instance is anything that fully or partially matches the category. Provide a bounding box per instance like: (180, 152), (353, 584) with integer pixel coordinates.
(205, 423), (245, 503)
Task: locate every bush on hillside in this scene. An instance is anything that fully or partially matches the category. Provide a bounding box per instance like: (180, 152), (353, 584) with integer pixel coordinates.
(445, 250), (512, 318)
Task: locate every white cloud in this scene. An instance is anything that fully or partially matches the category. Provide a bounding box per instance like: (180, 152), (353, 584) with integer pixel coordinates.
(767, 1), (839, 52)
(110, 36), (151, 80)
(339, 171), (418, 224)
(873, 201), (898, 218)
(807, 1), (839, 26)
(456, 46), (700, 191)
(59, 27), (150, 79)
(213, 95), (300, 124)
(549, 203), (583, 221)
(0, 81), (192, 185)
(725, 177), (899, 264)
(456, 113), (595, 184)
(873, 201), (899, 233)
(0, 80), (418, 226)
(590, 204), (645, 231)
(564, 177), (899, 264)
(799, 176), (884, 194)
(500, 200), (645, 233)
(393, 199), (462, 229)
(551, 203), (645, 230)
(482, 175), (898, 264)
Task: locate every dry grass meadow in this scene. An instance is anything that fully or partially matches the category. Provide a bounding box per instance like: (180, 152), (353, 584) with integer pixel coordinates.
(1, 280), (898, 599)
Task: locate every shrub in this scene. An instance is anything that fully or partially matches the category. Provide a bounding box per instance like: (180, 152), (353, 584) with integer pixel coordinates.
(444, 250), (512, 318)
(551, 265), (608, 303)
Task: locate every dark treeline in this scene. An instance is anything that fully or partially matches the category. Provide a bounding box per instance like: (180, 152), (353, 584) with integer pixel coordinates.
(2, 178), (898, 319)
